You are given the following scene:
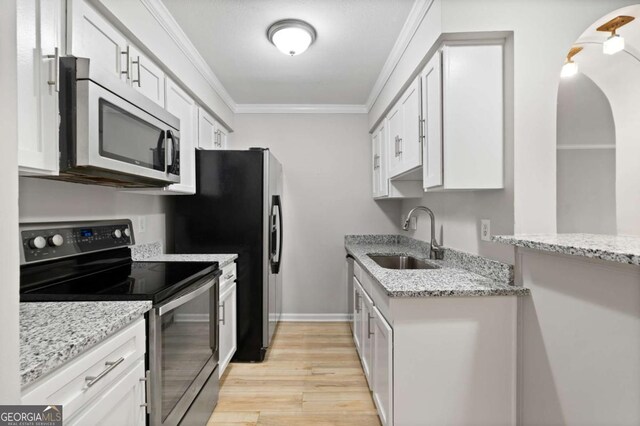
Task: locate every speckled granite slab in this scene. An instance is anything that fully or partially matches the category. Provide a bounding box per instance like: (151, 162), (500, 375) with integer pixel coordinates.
(345, 235), (527, 298)
(20, 301), (152, 387)
(131, 242), (237, 268)
(493, 234), (640, 265)
(130, 241), (163, 260)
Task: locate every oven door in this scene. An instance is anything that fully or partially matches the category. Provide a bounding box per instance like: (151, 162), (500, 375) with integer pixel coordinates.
(75, 79), (181, 184)
(148, 276), (219, 426)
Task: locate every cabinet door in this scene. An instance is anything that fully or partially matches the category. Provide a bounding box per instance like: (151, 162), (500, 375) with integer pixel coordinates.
(165, 78), (197, 194)
(219, 282), (237, 377)
(386, 104), (403, 178)
(67, 360), (146, 426)
(372, 122), (389, 198)
(399, 77), (422, 173)
(197, 107), (217, 150)
(421, 52), (443, 190)
(371, 132), (381, 197)
(67, 0), (127, 80)
(129, 46), (165, 107)
(442, 44), (504, 189)
(17, 0), (63, 175)
(215, 125), (229, 149)
(360, 288), (374, 390)
(372, 307), (393, 426)
(353, 282), (362, 355)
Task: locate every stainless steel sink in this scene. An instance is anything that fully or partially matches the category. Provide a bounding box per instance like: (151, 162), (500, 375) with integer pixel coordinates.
(368, 254), (440, 270)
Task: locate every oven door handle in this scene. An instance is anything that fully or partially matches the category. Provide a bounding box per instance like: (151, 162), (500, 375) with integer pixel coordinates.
(158, 278), (214, 316)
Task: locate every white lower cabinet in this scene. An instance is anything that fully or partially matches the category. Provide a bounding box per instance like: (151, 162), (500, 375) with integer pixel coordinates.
(372, 306), (393, 426)
(349, 261), (518, 426)
(353, 282), (363, 355)
(67, 360), (146, 426)
(360, 285), (374, 390)
(219, 277), (237, 377)
(22, 318), (147, 426)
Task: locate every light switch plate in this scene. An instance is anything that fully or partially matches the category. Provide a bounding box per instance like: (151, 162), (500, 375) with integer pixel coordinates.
(481, 219), (491, 242)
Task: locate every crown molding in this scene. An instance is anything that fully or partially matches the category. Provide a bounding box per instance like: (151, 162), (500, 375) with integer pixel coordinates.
(139, 0), (237, 111)
(365, 0), (434, 111)
(235, 104), (368, 114)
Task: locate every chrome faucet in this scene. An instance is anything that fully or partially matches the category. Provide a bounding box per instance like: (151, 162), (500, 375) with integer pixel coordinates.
(402, 206), (445, 260)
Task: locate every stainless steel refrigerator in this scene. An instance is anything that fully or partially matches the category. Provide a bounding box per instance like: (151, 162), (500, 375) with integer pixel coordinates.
(170, 148), (283, 362)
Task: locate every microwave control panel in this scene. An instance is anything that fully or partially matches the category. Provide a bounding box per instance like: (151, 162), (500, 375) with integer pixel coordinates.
(20, 220), (134, 264)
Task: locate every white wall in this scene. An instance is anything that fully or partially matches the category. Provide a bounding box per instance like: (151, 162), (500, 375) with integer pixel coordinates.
(556, 72), (616, 234)
(231, 114), (401, 316)
(0, 0), (21, 404)
(19, 178), (168, 245)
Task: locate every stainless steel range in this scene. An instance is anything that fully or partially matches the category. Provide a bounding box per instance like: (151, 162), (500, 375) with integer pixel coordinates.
(19, 219), (221, 426)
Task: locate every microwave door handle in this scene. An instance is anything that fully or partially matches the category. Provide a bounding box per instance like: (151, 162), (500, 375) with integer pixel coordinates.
(166, 130), (179, 175)
(156, 131), (166, 173)
(165, 130), (173, 173)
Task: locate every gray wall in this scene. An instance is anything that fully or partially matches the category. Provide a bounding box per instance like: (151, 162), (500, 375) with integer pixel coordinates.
(556, 72), (616, 234)
(19, 178), (168, 245)
(231, 114), (401, 316)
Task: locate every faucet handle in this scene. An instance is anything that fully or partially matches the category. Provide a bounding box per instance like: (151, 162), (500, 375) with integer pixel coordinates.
(431, 246), (445, 260)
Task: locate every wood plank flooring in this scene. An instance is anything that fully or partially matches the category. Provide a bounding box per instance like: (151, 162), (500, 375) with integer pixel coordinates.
(208, 322), (381, 426)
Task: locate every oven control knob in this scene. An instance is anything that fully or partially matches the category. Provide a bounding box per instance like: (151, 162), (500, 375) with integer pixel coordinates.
(48, 234), (64, 247)
(123, 228), (131, 238)
(29, 236), (47, 249)
(112, 229), (122, 239)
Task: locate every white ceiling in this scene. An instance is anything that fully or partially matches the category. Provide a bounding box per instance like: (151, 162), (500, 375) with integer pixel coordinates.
(161, 0), (414, 105)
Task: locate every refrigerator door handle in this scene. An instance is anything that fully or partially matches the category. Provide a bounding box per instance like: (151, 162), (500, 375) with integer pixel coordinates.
(270, 195), (283, 274)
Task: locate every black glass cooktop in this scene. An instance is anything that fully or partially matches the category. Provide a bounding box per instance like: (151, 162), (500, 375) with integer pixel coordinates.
(20, 248), (218, 304)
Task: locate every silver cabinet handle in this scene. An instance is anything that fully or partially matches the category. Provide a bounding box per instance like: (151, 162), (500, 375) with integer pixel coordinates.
(394, 136), (399, 157)
(373, 154), (380, 170)
(419, 115), (425, 143)
(85, 357), (125, 387)
(44, 47), (59, 92)
(398, 137), (403, 155)
(355, 291), (360, 313)
(121, 46), (130, 79)
(219, 300), (226, 325)
(367, 313), (374, 339)
(224, 273), (235, 281)
(132, 55), (141, 87)
(140, 370), (151, 413)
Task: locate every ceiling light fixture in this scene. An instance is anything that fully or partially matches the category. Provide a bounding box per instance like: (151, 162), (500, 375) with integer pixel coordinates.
(596, 15), (635, 55)
(561, 46), (583, 78)
(267, 19), (317, 56)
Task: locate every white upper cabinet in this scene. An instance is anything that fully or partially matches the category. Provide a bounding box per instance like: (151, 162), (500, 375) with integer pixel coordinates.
(198, 107), (228, 150)
(372, 122), (389, 198)
(164, 77), (198, 194)
(67, 0), (127, 80)
(441, 43), (504, 189)
(17, 0), (64, 175)
(387, 77), (422, 179)
(399, 77), (422, 174)
(421, 51), (443, 190)
(128, 45), (165, 107)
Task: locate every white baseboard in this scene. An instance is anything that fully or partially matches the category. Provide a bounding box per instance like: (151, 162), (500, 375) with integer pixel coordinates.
(280, 313), (350, 322)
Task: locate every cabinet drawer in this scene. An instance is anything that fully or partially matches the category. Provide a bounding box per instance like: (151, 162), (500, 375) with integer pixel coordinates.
(22, 318), (146, 420)
(220, 262), (237, 292)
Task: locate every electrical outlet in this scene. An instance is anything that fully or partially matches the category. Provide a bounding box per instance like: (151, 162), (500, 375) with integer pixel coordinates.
(480, 219), (491, 242)
(138, 216), (147, 233)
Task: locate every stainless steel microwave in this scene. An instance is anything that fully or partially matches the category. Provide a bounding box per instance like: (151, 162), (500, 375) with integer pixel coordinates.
(55, 57), (180, 188)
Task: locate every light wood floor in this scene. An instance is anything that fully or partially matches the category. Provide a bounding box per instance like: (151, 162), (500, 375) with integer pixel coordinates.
(208, 322), (381, 426)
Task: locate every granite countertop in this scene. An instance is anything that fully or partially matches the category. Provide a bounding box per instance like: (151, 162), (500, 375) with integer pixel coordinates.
(20, 301), (152, 388)
(345, 235), (529, 298)
(493, 233), (640, 266)
(131, 241), (237, 268)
